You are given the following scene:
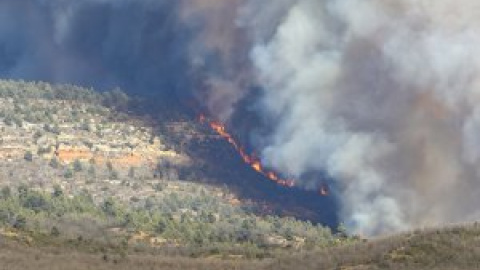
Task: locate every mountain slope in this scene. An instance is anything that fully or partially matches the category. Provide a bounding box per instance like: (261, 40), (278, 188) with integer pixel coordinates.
(0, 79), (346, 259)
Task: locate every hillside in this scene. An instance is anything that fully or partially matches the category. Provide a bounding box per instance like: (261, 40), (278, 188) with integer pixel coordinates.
(269, 224), (480, 270)
(0, 79), (338, 223)
(0, 80), (350, 261)
(0, 81), (477, 269)
(0, 80), (186, 197)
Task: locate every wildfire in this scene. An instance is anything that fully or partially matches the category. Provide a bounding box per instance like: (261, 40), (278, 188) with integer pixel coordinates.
(199, 114), (295, 188)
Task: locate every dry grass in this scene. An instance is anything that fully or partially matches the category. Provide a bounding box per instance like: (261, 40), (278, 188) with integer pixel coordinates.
(0, 237), (268, 270)
(3, 224), (480, 270)
(266, 224), (480, 270)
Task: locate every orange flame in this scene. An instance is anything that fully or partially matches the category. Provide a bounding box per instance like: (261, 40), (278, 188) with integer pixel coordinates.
(199, 114), (295, 188)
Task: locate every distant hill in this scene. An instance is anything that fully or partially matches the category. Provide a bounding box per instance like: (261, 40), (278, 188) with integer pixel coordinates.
(269, 223), (480, 270)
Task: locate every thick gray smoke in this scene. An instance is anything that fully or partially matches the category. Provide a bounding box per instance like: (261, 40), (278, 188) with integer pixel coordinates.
(0, 0), (182, 93)
(0, 0), (245, 112)
(240, 0), (480, 235)
(3, 0), (480, 236)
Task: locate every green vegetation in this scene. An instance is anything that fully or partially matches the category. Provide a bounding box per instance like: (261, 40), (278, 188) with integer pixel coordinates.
(0, 79), (357, 269)
(2, 218), (480, 269)
(0, 79), (168, 201)
(0, 184), (341, 259)
(0, 79), (116, 105)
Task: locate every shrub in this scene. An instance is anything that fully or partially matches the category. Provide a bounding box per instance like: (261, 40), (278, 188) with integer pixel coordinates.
(24, 151), (34, 162)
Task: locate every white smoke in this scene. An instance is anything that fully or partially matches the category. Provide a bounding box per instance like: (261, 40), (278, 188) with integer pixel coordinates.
(237, 0), (480, 235)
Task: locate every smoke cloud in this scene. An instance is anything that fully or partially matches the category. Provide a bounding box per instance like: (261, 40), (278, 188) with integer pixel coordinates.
(0, 0), (247, 111)
(0, 1), (179, 92)
(3, 0), (480, 235)
(242, 0), (480, 235)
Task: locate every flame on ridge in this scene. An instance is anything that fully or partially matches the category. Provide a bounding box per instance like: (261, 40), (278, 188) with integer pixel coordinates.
(199, 114), (295, 188)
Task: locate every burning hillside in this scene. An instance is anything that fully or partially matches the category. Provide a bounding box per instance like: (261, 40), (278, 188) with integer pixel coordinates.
(3, 0), (480, 236)
(199, 114), (295, 188)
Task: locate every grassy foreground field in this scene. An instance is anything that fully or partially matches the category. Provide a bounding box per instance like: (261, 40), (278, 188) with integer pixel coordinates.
(2, 223), (480, 270)
(269, 224), (480, 270)
(0, 239), (267, 270)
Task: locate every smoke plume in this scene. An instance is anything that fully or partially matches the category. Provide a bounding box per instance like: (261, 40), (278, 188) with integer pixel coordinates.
(0, 0), (245, 108)
(2, 0), (480, 235)
(241, 0), (480, 235)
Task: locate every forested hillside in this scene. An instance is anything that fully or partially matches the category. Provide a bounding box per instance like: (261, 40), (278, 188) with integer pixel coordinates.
(0, 80), (350, 261)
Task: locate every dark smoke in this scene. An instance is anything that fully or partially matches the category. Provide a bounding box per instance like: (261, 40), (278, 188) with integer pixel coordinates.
(0, 0), (197, 106)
